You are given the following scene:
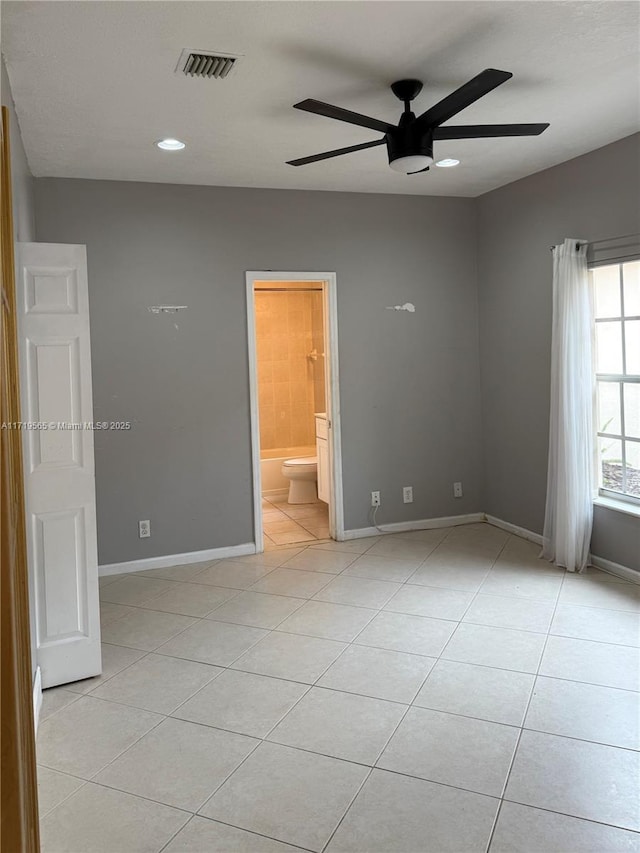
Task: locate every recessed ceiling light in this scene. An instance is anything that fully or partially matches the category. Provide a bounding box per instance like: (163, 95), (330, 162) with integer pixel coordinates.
(156, 138), (186, 151)
(435, 158), (460, 168)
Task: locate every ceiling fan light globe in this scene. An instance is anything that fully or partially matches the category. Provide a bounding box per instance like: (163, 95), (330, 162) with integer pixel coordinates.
(389, 154), (433, 174)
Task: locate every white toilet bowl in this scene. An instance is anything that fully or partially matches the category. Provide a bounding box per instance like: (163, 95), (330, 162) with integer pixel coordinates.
(281, 456), (318, 504)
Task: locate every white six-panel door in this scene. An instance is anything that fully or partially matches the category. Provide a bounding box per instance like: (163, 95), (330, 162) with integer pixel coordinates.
(17, 243), (101, 688)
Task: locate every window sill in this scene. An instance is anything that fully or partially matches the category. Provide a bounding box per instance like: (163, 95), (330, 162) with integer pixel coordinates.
(593, 496), (640, 519)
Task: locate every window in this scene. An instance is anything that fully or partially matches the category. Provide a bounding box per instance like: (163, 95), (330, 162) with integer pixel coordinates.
(592, 259), (640, 503)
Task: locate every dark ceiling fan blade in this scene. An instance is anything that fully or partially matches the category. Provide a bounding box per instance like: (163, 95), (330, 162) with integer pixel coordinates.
(434, 123), (549, 139)
(287, 138), (386, 166)
(293, 99), (395, 134)
(415, 69), (512, 130)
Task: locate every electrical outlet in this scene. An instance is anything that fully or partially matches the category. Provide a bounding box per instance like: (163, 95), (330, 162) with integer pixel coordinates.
(371, 491), (381, 507)
(403, 486), (413, 503)
(453, 482), (463, 498)
(139, 519), (151, 538)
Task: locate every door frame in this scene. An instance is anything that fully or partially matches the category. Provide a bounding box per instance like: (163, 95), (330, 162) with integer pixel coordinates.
(1, 105), (40, 852)
(245, 271), (345, 548)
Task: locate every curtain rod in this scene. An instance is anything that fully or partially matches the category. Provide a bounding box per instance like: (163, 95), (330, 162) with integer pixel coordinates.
(550, 232), (640, 251)
(255, 288), (323, 292)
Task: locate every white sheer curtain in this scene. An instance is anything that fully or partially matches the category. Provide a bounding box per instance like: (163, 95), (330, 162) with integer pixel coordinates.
(542, 238), (594, 572)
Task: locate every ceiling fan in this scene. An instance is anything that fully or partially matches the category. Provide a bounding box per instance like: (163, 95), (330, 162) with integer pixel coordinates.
(286, 69), (549, 174)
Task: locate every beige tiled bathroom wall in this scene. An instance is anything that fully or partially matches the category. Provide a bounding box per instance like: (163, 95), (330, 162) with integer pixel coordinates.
(256, 291), (325, 452)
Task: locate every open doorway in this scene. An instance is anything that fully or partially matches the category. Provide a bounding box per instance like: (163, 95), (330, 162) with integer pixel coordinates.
(246, 272), (343, 551)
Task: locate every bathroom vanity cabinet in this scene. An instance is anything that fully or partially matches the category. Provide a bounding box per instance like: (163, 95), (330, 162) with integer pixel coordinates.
(315, 414), (329, 504)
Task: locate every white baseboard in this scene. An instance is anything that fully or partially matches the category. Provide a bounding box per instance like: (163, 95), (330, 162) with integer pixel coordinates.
(484, 515), (543, 546)
(591, 554), (640, 584)
(98, 542), (257, 577)
(33, 666), (42, 734)
(342, 512), (485, 541)
(486, 515), (639, 584)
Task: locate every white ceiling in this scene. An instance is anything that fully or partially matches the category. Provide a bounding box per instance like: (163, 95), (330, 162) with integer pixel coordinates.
(2, 1), (639, 197)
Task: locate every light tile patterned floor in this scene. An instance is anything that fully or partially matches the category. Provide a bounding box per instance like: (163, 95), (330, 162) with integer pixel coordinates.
(38, 524), (640, 852)
(262, 495), (330, 545)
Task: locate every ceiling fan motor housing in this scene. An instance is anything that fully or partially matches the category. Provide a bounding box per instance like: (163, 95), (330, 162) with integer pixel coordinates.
(386, 121), (434, 170)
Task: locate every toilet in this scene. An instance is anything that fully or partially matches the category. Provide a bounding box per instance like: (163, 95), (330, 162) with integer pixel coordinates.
(281, 456), (318, 504)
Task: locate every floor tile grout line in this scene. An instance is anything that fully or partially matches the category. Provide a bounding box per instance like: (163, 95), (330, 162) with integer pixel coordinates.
(484, 551), (569, 852)
(36, 772), (90, 821)
(318, 666), (434, 853)
(67, 665), (640, 756)
(46, 536), (634, 848)
(496, 796), (640, 835)
(157, 812), (316, 853)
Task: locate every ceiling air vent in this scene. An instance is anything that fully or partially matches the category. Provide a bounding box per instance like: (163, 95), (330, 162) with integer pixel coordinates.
(176, 49), (241, 80)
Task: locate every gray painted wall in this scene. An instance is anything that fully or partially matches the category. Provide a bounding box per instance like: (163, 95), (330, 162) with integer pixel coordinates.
(35, 179), (482, 565)
(477, 133), (640, 572)
(2, 54), (38, 674)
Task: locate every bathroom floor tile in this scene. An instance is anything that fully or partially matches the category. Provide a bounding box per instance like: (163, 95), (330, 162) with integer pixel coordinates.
(95, 717), (258, 811)
(355, 611), (456, 657)
(280, 502), (327, 520)
(505, 730), (640, 830)
(39, 782), (189, 853)
(313, 575), (401, 609)
(206, 590), (304, 629)
(200, 742), (369, 852)
(378, 706), (520, 797)
(414, 659), (535, 726)
(263, 518), (305, 535)
(277, 600), (376, 642)
(300, 523), (331, 539)
(318, 644), (436, 703)
(90, 653), (221, 714)
(157, 619), (267, 666)
(173, 669), (309, 737)
(269, 529), (318, 545)
(37, 696), (162, 779)
(231, 630), (347, 683)
(326, 769), (499, 853)
(267, 686), (406, 765)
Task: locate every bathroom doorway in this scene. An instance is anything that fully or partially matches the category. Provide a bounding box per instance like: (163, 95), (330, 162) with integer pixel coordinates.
(246, 272), (343, 550)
